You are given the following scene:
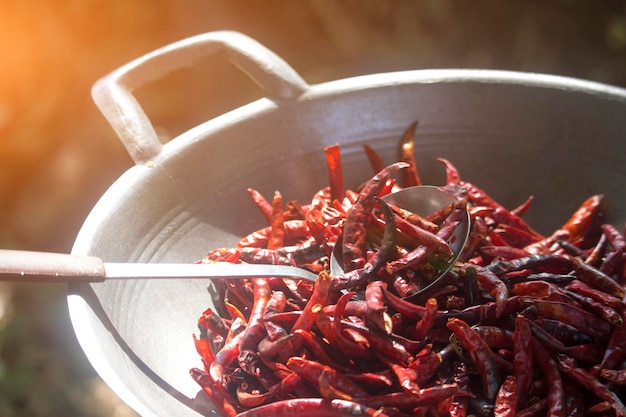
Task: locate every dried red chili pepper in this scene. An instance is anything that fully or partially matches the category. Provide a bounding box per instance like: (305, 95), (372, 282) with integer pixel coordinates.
(446, 317), (502, 401)
(191, 134), (626, 417)
(397, 121), (421, 187)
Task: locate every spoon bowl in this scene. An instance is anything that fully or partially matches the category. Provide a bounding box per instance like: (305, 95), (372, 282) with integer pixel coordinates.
(330, 185), (470, 299)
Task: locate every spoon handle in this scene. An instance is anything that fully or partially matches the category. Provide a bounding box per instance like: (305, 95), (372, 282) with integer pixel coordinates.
(0, 249), (106, 283)
(0, 249), (319, 283)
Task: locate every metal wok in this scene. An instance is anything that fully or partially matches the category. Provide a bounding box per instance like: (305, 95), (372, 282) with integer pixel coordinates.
(67, 31), (626, 417)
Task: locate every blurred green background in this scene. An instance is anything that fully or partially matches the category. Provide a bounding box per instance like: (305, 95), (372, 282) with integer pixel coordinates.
(0, 1), (625, 416)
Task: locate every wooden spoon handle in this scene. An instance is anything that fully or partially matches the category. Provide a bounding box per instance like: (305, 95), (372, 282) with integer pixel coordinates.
(0, 249), (106, 283)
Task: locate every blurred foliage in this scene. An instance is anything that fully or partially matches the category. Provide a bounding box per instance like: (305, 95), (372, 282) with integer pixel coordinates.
(0, 1), (625, 416)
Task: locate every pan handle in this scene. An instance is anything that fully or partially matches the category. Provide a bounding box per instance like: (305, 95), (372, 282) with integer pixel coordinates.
(91, 31), (309, 165)
(0, 249), (106, 283)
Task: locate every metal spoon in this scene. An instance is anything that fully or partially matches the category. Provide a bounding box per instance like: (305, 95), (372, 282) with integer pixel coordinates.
(330, 185), (470, 299)
(0, 186), (468, 286)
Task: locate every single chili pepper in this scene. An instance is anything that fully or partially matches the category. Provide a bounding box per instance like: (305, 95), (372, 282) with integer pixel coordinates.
(441, 296), (526, 326)
(387, 202), (439, 233)
(524, 316), (569, 354)
(238, 278), (272, 375)
(599, 307), (626, 370)
(532, 339), (565, 417)
(555, 239), (587, 257)
(291, 329), (350, 372)
(480, 245), (531, 260)
(473, 325), (514, 350)
(193, 334), (215, 366)
(565, 279), (624, 308)
(285, 357), (369, 398)
(599, 368), (626, 385)
(262, 291), (288, 341)
(345, 370), (394, 391)
(342, 162), (409, 271)
(380, 287), (426, 321)
(447, 361), (469, 417)
(566, 343), (606, 364)
(291, 271), (331, 335)
(237, 220), (310, 249)
(458, 262), (509, 318)
(510, 280), (570, 302)
(601, 223), (626, 252)
(260, 333), (299, 364)
(359, 383), (460, 410)
(504, 272), (576, 286)
(236, 384), (270, 408)
(556, 354), (626, 417)
(317, 368), (356, 401)
(458, 216), (488, 263)
(585, 232), (608, 267)
(284, 199), (307, 220)
(265, 371), (302, 399)
(410, 297), (438, 341)
(210, 330), (244, 385)
(267, 191), (286, 250)
(461, 181), (506, 210)
(362, 144), (385, 174)
(446, 317), (502, 401)
(391, 209), (453, 258)
(238, 247), (294, 266)
(525, 194), (604, 255)
(387, 272), (420, 298)
(423, 200), (455, 225)
(341, 320), (412, 365)
(488, 229), (513, 248)
(572, 256), (626, 299)
(309, 309), (335, 349)
(459, 267), (478, 309)
(331, 291), (373, 360)
(510, 195), (534, 217)
(511, 315), (533, 410)
(397, 121), (421, 187)
(491, 224), (540, 249)
(564, 289), (623, 326)
(365, 280), (388, 314)
(223, 315), (246, 345)
(248, 188), (274, 225)
(377, 353), (420, 395)
(492, 207), (544, 241)
(599, 248), (623, 277)
(364, 198), (398, 275)
(494, 375), (517, 417)
(198, 307), (230, 338)
(487, 254), (574, 276)
(329, 266), (369, 292)
(468, 397), (495, 417)
(324, 144), (345, 203)
(323, 299), (370, 319)
(408, 344), (442, 385)
(561, 379), (586, 417)
(534, 318), (594, 345)
(524, 298), (613, 342)
(516, 397), (548, 417)
(190, 368), (242, 417)
(235, 398), (393, 417)
(436, 157), (462, 186)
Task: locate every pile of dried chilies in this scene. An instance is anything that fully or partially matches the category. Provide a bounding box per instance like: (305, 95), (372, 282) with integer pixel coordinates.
(190, 122), (626, 417)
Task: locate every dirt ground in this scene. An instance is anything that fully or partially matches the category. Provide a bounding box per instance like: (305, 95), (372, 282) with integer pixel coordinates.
(0, 1), (625, 416)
